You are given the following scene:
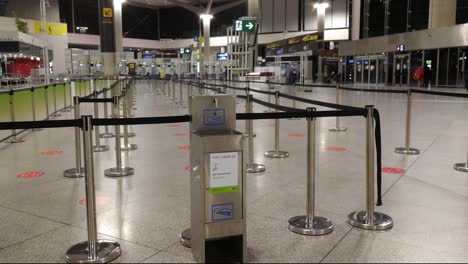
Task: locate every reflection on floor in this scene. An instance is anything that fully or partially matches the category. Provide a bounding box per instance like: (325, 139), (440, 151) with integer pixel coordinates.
(0, 79), (467, 263)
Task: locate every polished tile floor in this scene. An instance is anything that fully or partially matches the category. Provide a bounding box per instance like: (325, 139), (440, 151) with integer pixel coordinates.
(0, 79), (468, 263)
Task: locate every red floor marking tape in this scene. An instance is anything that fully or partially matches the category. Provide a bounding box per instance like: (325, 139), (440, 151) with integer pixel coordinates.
(185, 165), (191, 171)
(40, 150), (63, 156)
(79, 196), (112, 206)
(173, 133), (188, 137)
(262, 123), (275, 128)
(179, 145), (191, 150)
(288, 133), (304, 138)
(160, 112), (169, 116)
(16, 171), (45, 178)
(326, 147), (347, 152)
(382, 167), (406, 174)
(165, 124), (180, 128)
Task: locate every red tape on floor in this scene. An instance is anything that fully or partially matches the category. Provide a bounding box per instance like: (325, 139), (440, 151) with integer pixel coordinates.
(40, 150), (63, 156)
(382, 167), (405, 174)
(288, 133), (304, 138)
(326, 147), (347, 152)
(79, 196), (112, 205)
(185, 165), (191, 171)
(179, 145), (190, 150)
(17, 171), (45, 178)
(165, 124), (180, 128)
(173, 133), (188, 137)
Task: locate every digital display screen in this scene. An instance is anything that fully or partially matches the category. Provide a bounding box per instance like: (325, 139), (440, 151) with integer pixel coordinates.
(217, 53), (229, 61)
(348, 59), (354, 64)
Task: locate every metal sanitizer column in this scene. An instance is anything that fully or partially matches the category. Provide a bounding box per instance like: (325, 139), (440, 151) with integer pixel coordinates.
(189, 95), (247, 263)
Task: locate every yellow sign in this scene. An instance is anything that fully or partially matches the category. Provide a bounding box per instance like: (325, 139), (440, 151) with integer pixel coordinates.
(103, 8), (113, 18)
(288, 38), (300, 45)
(198, 36), (204, 43)
(302, 34), (318, 42)
(34, 22), (68, 36)
(129, 64), (135, 69)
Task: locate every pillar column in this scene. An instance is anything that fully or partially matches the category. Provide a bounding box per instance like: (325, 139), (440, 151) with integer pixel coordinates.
(428, 0), (456, 29)
(248, 0), (260, 72)
(201, 14), (213, 79)
(114, 0), (124, 64)
(99, 0), (117, 76)
(352, 0), (361, 40)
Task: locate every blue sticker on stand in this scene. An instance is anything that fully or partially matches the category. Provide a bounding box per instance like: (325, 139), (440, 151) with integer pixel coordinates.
(212, 203), (234, 222)
(204, 109), (225, 126)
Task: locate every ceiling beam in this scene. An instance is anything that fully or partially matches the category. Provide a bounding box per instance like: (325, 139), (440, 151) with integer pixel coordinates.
(166, 0), (203, 14)
(211, 0), (247, 14)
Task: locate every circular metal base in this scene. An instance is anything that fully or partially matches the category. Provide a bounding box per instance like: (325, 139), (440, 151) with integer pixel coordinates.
(246, 164), (266, 173)
(99, 133), (115, 139)
(329, 127), (348, 132)
(265, 150), (289, 158)
(93, 145), (110, 152)
(454, 163), (468, 172)
(119, 132), (136, 138)
(243, 133), (256, 138)
(64, 168), (85, 178)
(65, 240), (121, 264)
(347, 211), (393, 230)
(121, 144), (138, 151)
(61, 108), (72, 112)
(288, 216), (334, 236)
(179, 228), (191, 248)
(5, 137), (25, 144)
(304, 89), (312, 93)
(31, 128), (43, 132)
(104, 167), (134, 177)
(51, 113), (62, 117)
(395, 147), (420, 155)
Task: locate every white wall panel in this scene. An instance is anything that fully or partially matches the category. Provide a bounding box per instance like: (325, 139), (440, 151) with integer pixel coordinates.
(286, 0), (299, 31)
(273, 0), (286, 32)
(261, 0), (274, 33)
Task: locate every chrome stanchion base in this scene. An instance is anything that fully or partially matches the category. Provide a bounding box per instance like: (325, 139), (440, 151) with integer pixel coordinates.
(288, 216), (334, 236)
(347, 211), (393, 230)
(31, 128), (43, 132)
(179, 228), (191, 248)
(121, 144), (138, 151)
(329, 127), (348, 132)
(5, 137), (25, 144)
(246, 163), (266, 173)
(99, 133), (115, 139)
(394, 147), (420, 155)
(93, 145), (110, 152)
(119, 132), (136, 138)
(454, 163), (468, 172)
(243, 133), (256, 138)
(104, 167), (134, 177)
(265, 150), (289, 158)
(65, 240), (121, 264)
(61, 108), (72, 112)
(63, 168), (85, 178)
(51, 112), (62, 117)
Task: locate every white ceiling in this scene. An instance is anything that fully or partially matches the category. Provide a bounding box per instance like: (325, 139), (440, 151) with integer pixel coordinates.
(127, 0), (227, 9)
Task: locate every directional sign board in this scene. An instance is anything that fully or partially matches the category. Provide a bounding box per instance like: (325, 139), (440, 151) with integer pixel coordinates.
(234, 20), (256, 32)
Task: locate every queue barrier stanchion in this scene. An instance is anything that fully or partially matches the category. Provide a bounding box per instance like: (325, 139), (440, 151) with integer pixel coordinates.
(329, 84), (347, 132)
(64, 96), (85, 178)
(51, 84), (62, 117)
(395, 90), (420, 155)
(348, 105), (393, 230)
(104, 96), (134, 177)
(119, 85), (136, 138)
(289, 108), (333, 235)
(454, 152), (468, 172)
(265, 91), (289, 158)
(45, 85), (50, 119)
(31, 87), (42, 131)
(179, 80), (184, 106)
(120, 89), (137, 151)
(246, 95), (266, 173)
(65, 115), (121, 263)
(5, 90), (25, 143)
(100, 87), (115, 138)
(92, 91), (110, 152)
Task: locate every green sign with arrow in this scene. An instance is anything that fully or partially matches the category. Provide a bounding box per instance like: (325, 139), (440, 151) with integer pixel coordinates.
(234, 20), (256, 32)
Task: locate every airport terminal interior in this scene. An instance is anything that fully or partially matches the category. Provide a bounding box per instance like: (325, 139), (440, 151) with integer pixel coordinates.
(1, 0), (468, 263)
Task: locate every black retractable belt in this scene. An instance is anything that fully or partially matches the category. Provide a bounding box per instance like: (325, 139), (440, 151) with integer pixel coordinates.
(373, 109), (383, 206)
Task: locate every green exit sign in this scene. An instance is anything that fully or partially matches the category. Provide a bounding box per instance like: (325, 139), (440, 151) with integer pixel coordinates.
(234, 20), (256, 32)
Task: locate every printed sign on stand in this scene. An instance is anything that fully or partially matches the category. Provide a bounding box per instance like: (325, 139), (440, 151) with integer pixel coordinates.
(209, 152), (239, 194)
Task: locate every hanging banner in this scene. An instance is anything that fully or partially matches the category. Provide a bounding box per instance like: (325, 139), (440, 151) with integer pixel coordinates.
(34, 22), (68, 36)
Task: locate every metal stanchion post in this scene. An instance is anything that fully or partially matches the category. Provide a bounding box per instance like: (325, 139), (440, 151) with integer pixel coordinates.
(265, 92), (289, 158)
(289, 108), (333, 235)
(454, 152), (468, 172)
(5, 90), (24, 143)
(395, 90), (420, 155)
(65, 115), (121, 263)
(172, 79), (177, 104)
(329, 84), (347, 132)
(348, 105), (393, 230)
(121, 90), (137, 151)
(179, 80), (183, 105)
(92, 91), (109, 152)
(45, 85), (50, 119)
(246, 95), (266, 173)
(104, 96), (134, 177)
(64, 96), (85, 178)
(51, 84), (62, 117)
(31, 88), (42, 131)
(100, 87), (115, 138)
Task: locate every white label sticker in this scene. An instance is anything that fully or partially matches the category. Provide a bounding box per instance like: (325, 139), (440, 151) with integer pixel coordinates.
(209, 152), (239, 188)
